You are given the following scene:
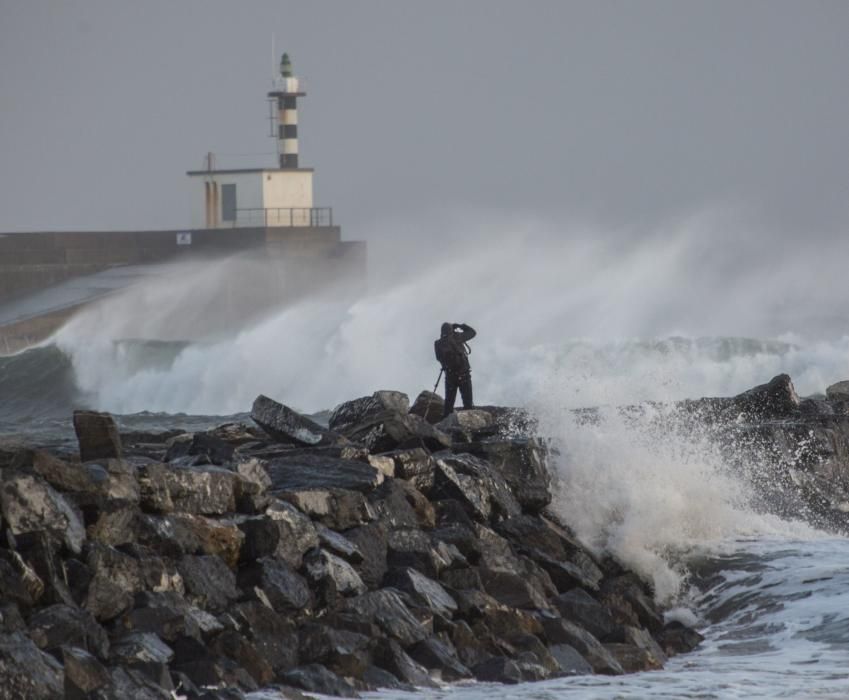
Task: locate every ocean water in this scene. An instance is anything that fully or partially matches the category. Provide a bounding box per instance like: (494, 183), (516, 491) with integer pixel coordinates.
(4, 220), (849, 698)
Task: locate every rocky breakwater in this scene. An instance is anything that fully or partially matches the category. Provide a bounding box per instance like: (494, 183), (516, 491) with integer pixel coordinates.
(0, 390), (702, 699)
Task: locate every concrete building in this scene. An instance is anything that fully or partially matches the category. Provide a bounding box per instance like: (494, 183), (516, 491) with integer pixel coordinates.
(0, 53), (365, 354)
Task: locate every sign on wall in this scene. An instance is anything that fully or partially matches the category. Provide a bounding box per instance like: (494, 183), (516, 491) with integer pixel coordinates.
(176, 232), (192, 246)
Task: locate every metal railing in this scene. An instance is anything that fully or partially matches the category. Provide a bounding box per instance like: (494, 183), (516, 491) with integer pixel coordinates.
(234, 207), (333, 228)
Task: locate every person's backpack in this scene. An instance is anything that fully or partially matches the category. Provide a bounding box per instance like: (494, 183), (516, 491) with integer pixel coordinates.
(435, 336), (468, 373)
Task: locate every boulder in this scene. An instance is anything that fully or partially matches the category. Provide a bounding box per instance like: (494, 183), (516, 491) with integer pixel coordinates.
(121, 591), (209, 643)
(177, 555), (239, 612)
(345, 589), (429, 647)
(408, 637), (471, 681)
(373, 638), (436, 687)
(133, 513), (205, 558)
(108, 666), (173, 699)
(480, 567), (552, 610)
(304, 548), (367, 598)
(282, 664), (358, 698)
(28, 603), (110, 660)
(431, 452), (521, 523)
(826, 380), (849, 401)
(160, 465), (240, 515)
(315, 523), (363, 564)
(733, 373), (800, 419)
(0, 550), (44, 608)
(436, 409), (497, 443)
(385, 567), (458, 618)
(601, 574), (664, 633)
(549, 643), (593, 676)
(343, 412), (452, 454)
(472, 656), (522, 684)
(62, 646), (112, 698)
(370, 478), (435, 530)
(409, 390), (444, 424)
(539, 615), (624, 675)
(164, 431), (235, 465)
(238, 557), (312, 611)
(267, 454), (384, 494)
(232, 601), (299, 676)
(252, 395), (342, 447)
(84, 544), (143, 621)
(280, 488), (376, 530)
(209, 631), (274, 686)
(604, 642), (663, 672)
(343, 522), (388, 589)
(109, 631), (175, 687)
(329, 391), (410, 433)
(553, 588), (618, 641)
(378, 448), (436, 494)
(298, 623), (371, 678)
(0, 632), (64, 699)
(0, 473), (85, 554)
(265, 500), (320, 568)
(657, 620), (704, 655)
(468, 438), (551, 512)
(87, 503), (139, 547)
(171, 514), (244, 569)
(362, 665), (412, 691)
(136, 463), (174, 513)
(387, 528), (451, 578)
(73, 410), (123, 462)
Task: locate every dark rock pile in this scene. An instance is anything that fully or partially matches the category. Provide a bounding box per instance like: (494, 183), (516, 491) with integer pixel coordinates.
(0, 390), (703, 699)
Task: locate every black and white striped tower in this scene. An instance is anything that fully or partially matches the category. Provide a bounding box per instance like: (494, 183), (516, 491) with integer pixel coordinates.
(268, 53), (305, 169)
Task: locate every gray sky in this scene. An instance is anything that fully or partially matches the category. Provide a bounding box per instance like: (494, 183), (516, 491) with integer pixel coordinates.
(1, 1), (847, 240)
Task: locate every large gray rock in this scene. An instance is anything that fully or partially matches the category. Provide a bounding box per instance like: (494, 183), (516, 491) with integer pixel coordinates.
(329, 391), (410, 433)
(826, 380), (849, 401)
(84, 544), (143, 622)
(267, 454), (384, 494)
(468, 438), (551, 512)
(73, 410), (123, 462)
(553, 588), (618, 641)
(540, 615), (624, 675)
(408, 637), (471, 681)
(177, 555), (239, 612)
(370, 478), (435, 530)
(343, 522), (388, 589)
(373, 638), (436, 687)
(0, 474), (85, 554)
(282, 664), (358, 698)
(0, 632), (64, 699)
(299, 623), (371, 678)
(0, 550), (44, 608)
(62, 646), (113, 698)
(232, 601), (299, 676)
(378, 448), (436, 494)
(431, 452), (521, 523)
(265, 499), (320, 568)
(304, 548), (367, 597)
(345, 589), (429, 647)
(161, 465), (240, 515)
(281, 488), (377, 530)
(343, 412), (452, 453)
(436, 409), (497, 443)
(549, 643), (593, 676)
(386, 567), (458, 618)
(252, 395), (341, 446)
(208, 630), (274, 687)
(409, 390), (444, 424)
(28, 603), (110, 660)
(238, 557), (312, 611)
(734, 373), (800, 419)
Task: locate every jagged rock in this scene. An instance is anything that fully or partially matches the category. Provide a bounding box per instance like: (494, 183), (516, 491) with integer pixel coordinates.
(316, 524), (363, 563)
(363, 665), (412, 691)
(604, 642), (663, 672)
(343, 522), (388, 589)
(440, 566), (483, 590)
(410, 390), (444, 424)
(239, 557), (311, 611)
(0, 549), (44, 607)
(304, 548), (367, 597)
(110, 631), (175, 688)
(507, 633), (561, 676)
(734, 373), (800, 419)
(282, 664), (358, 698)
(87, 503), (139, 546)
(84, 543), (143, 621)
(386, 567), (458, 618)
(26, 450), (97, 493)
(436, 409), (497, 443)
(134, 513), (205, 557)
(14, 531), (72, 607)
(549, 643), (593, 675)
(480, 567), (552, 610)
(378, 447), (436, 494)
(329, 391), (410, 433)
(553, 588), (618, 641)
(431, 452), (521, 523)
(345, 589), (429, 647)
(467, 438), (550, 512)
(472, 656), (522, 684)
(170, 514), (244, 569)
(62, 646), (112, 698)
(657, 620), (705, 655)
(281, 488), (376, 530)
(231, 601), (299, 676)
(367, 454), (396, 478)
(601, 574), (664, 633)
(209, 631), (274, 686)
(0, 473), (85, 554)
(373, 638), (436, 687)
(387, 528), (451, 578)
(0, 632), (64, 699)
(177, 555), (239, 612)
(449, 619), (489, 667)
(267, 454), (384, 494)
(265, 500), (320, 568)
(234, 458), (272, 500)
(826, 380), (849, 401)
(28, 603), (110, 660)
(161, 465), (240, 515)
(454, 589), (502, 619)
(164, 431), (235, 465)
(73, 410), (123, 462)
(409, 637), (471, 681)
(370, 478), (435, 530)
(121, 591), (208, 643)
(622, 625), (667, 666)
(136, 463), (174, 513)
(109, 666), (173, 699)
(539, 614), (624, 675)
(343, 411), (452, 454)
(299, 623), (371, 678)
(252, 395), (342, 447)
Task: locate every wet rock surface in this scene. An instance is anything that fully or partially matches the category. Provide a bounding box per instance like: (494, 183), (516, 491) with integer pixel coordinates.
(0, 386), (726, 698)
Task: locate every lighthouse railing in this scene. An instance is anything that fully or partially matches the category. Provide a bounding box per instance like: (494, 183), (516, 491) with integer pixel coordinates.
(234, 207), (333, 228)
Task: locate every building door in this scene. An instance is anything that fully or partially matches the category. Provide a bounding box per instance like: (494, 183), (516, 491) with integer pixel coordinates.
(221, 184), (237, 223)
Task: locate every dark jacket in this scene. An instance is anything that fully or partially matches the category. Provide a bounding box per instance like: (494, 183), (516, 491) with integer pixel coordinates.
(435, 323), (476, 375)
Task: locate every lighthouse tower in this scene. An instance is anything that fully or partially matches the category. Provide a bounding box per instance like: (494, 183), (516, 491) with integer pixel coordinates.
(187, 52), (330, 229)
(268, 53), (304, 169)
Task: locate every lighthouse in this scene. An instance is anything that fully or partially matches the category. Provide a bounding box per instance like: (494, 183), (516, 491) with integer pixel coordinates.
(187, 52), (328, 230)
(268, 53), (303, 169)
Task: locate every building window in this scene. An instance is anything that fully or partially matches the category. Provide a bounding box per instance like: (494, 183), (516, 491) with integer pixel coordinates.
(221, 183), (237, 222)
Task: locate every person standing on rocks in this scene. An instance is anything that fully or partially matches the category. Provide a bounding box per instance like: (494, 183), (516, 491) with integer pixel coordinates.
(435, 322), (476, 417)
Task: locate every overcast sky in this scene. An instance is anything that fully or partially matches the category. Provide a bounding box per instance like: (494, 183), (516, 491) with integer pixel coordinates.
(1, 1), (847, 241)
